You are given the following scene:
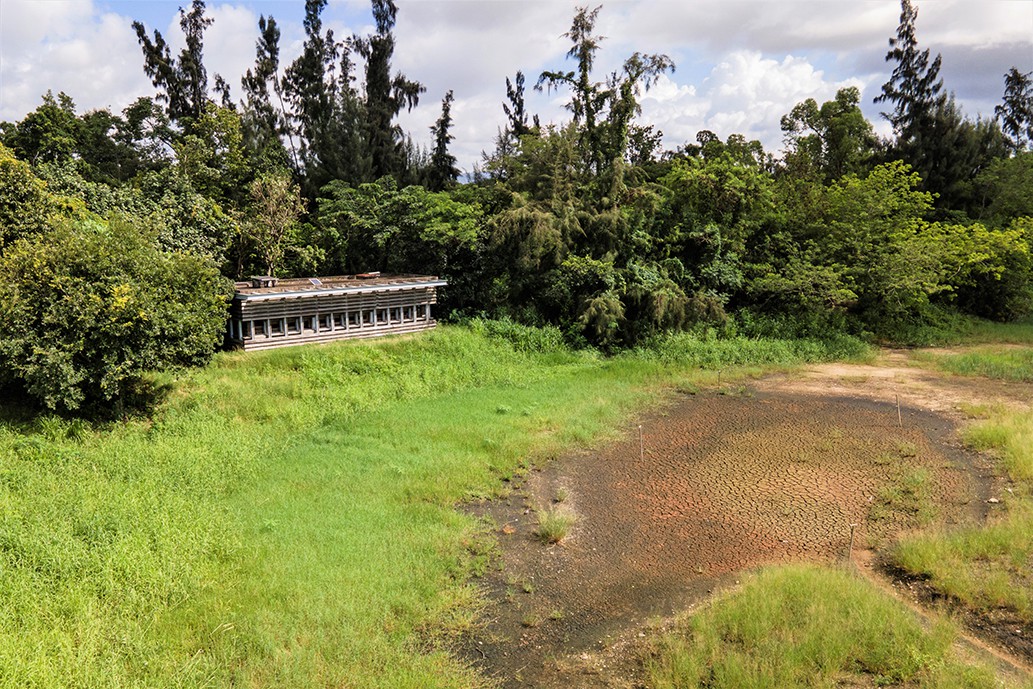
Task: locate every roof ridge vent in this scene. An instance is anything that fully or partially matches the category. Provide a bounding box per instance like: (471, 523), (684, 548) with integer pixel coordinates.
(250, 276), (278, 288)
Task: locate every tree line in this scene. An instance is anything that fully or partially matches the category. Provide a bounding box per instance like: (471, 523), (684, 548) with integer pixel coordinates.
(1, 0), (1031, 413)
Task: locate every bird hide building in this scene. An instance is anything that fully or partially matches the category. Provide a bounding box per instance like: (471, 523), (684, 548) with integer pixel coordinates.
(226, 273), (446, 351)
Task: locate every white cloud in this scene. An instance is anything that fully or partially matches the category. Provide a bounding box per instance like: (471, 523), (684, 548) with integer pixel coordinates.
(637, 51), (869, 155)
(0, 1), (152, 120)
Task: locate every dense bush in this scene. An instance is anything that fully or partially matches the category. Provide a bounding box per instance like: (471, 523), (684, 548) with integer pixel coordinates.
(0, 216), (232, 412)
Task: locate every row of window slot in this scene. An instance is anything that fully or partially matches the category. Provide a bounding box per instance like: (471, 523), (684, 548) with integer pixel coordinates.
(233, 305), (430, 339)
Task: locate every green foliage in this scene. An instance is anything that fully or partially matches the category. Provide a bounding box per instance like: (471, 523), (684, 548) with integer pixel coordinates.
(973, 152), (1033, 227)
(240, 170), (305, 276)
(0, 144), (58, 249)
(647, 564), (1001, 689)
(0, 216), (231, 412)
(781, 86), (879, 181)
(317, 177), (482, 284)
(172, 102), (254, 207)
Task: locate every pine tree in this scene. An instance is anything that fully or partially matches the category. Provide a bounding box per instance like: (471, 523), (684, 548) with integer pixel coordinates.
(427, 90), (459, 191)
(996, 67), (1033, 152)
(281, 0), (368, 192)
(132, 0), (217, 126)
(503, 71), (537, 139)
(874, 0), (944, 147)
(241, 15), (295, 169)
(353, 0), (425, 180)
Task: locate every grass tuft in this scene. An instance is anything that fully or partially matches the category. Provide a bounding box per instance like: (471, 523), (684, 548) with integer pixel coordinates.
(534, 507), (577, 544)
(646, 564), (1003, 689)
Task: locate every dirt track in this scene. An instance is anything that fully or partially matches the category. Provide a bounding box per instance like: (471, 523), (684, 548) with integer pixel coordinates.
(461, 354), (1030, 688)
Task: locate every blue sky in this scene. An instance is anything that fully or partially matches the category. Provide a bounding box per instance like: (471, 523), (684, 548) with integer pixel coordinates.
(2, 0), (1031, 172)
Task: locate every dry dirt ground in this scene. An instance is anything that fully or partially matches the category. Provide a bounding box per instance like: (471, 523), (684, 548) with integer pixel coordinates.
(459, 350), (1033, 688)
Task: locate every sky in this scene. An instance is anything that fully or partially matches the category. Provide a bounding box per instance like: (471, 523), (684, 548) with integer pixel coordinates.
(1, 0), (1031, 173)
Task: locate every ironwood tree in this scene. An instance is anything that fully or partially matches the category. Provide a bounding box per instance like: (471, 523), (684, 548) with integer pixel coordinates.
(427, 90), (459, 192)
(132, 0), (218, 127)
(353, 0), (425, 181)
(996, 67), (1033, 152)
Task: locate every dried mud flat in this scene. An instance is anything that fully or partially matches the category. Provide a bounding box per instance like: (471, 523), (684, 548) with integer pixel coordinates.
(460, 353), (1032, 688)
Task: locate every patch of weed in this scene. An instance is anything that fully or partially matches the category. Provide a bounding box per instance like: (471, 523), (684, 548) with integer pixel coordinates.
(535, 507), (577, 544)
(646, 564), (1003, 689)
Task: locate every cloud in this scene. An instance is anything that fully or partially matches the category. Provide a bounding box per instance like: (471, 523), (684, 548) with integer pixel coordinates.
(637, 51), (868, 155)
(0, 1), (152, 120)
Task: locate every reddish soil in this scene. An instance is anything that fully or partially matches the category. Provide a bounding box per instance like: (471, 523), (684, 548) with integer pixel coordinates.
(459, 355), (1032, 688)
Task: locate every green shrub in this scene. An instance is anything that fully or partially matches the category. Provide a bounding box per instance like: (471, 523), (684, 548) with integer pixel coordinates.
(0, 216), (232, 412)
(466, 317), (569, 354)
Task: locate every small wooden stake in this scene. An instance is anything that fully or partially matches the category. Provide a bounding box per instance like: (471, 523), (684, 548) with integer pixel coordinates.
(847, 523), (857, 562)
(896, 394), (902, 428)
(639, 424), (644, 462)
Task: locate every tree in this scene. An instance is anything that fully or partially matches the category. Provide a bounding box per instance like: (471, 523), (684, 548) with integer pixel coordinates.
(503, 71), (537, 140)
(874, 0), (945, 146)
(780, 87), (879, 181)
(173, 103), (253, 207)
(242, 172), (305, 276)
(973, 152), (1033, 226)
(241, 15), (296, 170)
(427, 90), (459, 191)
(0, 215), (231, 413)
(536, 6), (672, 183)
(874, 0), (1008, 214)
(282, 0), (364, 190)
(0, 91), (79, 165)
(353, 0), (425, 180)
(133, 0), (219, 126)
(996, 67), (1033, 152)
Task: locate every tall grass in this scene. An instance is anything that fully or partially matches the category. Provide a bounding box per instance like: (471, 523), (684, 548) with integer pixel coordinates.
(634, 330), (872, 368)
(893, 504), (1033, 622)
(0, 325), (656, 686)
(646, 564), (1007, 689)
(919, 346), (1033, 383)
(878, 312), (1033, 347)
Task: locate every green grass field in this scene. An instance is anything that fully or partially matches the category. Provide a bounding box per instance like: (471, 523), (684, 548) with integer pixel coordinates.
(0, 323), (869, 687)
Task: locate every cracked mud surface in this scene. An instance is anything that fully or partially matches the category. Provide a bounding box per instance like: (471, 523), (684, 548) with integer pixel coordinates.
(461, 355), (1030, 688)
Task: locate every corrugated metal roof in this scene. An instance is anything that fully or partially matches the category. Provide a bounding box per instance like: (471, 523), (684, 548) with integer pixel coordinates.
(232, 274), (445, 301)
